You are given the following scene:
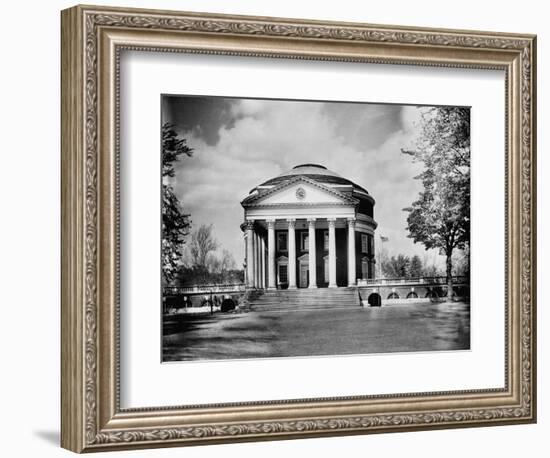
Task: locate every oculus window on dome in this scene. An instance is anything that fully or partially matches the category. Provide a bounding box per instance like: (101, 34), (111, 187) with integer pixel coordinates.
(161, 94), (470, 362)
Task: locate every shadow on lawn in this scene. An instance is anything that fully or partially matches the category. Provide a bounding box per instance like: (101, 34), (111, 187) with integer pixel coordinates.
(163, 313), (232, 336)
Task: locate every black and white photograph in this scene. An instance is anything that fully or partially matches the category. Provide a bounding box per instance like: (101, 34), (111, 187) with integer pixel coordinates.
(161, 95), (471, 362)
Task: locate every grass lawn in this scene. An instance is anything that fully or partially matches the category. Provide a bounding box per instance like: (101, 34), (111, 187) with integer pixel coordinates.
(162, 301), (470, 362)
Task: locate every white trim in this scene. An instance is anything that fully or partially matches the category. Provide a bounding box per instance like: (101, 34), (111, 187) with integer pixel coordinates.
(123, 48), (504, 407)
(246, 207), (356, 221)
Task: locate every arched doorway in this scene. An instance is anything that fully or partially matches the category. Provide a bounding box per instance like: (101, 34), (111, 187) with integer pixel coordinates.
(220, 298), (236, 312)
(368, 293), (382, 307)
(425, 290), (437, 301)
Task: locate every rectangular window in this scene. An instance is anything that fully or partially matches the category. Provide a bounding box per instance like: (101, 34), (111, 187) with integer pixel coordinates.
(361, 259), (368, 279)
(323, 231), (329, 251)
(369, 235), (374, 254)
(277, 232), (287, 252)
(324, 257), (329, 283)
(301, 232), (309, 251)
(361, 234), (368, 253)
(278, 264), (288, 284)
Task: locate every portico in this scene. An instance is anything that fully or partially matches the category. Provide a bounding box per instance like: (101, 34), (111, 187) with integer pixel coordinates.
(241, 164), (377, 290)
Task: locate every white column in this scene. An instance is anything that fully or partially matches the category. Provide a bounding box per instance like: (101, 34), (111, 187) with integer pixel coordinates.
(245, 221), (255, 288)
(260, 234), (266, 289)
(287, 219), (297, 289)
(328, 218), (337, 288)
(347, 218), (357, 286)
(267, 220), (276, 290)
(254, 232), (260, 288)
(308, 218), (317, 288)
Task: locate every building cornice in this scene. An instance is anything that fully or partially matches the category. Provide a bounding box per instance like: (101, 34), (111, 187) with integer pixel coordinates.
(241, 175), (359, 207)
(357, 214), (378, 230)
(246, 202), (357, 209)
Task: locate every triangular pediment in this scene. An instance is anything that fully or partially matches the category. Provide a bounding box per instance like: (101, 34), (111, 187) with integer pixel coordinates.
(241, 176), (357, 207)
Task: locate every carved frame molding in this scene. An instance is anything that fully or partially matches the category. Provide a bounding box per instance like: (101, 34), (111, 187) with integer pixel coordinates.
(61, 4), (536, 452)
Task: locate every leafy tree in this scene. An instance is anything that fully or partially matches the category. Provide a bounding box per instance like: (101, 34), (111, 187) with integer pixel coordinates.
(218, 249), (237, 274)
(162, 123), (193, 178)
(162, 123), (193, 284)
(206, 249), (239, 280)
(409, 255), (423, 278)
(206, 253), (221, 275)
(178, 247), (242, 286)
(188, 224), (219, 270)
(422, 254), (442, 277)
(402, 107), (470, 299)
(452, 248), (470, 277)
(178, 225), (244, 285)
(382, 254), (411, 279)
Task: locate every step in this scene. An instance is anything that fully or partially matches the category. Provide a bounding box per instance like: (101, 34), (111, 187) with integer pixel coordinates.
(255, 296), (357, 300)
(255, 296), (359, 302)
(251, 305), (360, 312)
(258, 290), (358, 295)
(249, 287), (360, 311)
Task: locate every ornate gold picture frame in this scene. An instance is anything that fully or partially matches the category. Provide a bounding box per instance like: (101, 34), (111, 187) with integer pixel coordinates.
(61, 4), (536, 453)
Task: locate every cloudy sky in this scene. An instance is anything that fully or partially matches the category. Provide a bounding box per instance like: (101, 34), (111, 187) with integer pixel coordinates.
(162, 95), (446, 268)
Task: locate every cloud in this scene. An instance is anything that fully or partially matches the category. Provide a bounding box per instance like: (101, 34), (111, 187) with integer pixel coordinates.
(168, 97), (446, 267)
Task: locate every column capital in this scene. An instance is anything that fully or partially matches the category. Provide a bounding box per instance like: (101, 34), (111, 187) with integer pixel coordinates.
(307, 217), (317, 227)
(327, 218), (337, 227)
(347, 217), (356, 228)
(245, 220), (255, 230)
(286, 218), (296, 228)
(266, 219), (276, 229)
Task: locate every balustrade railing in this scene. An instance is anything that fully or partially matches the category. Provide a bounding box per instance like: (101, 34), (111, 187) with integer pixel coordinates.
(164, 277), (468, 294)
(164, 283), (246, 295)
(357, 276), (468, 286)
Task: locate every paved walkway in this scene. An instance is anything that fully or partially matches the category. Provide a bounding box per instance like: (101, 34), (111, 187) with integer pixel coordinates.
(162, 302), (470, 362)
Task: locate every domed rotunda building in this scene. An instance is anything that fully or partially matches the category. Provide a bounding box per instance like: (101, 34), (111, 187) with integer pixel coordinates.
(241, 164), (377, 290)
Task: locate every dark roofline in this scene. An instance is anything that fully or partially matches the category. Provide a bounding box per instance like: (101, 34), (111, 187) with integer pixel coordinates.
(292, 163), (327, 170)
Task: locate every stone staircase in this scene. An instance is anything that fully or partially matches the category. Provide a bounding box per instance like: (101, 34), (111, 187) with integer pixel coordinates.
(249, 287), (360, 312)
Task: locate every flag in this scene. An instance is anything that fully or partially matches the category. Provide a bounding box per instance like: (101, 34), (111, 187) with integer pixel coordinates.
(380, 235), (389, 242)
